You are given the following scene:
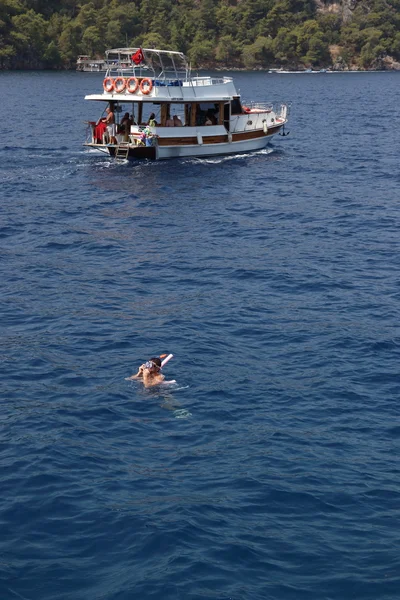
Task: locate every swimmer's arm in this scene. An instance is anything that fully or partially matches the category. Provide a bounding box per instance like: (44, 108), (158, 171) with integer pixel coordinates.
(125, 365), (144, 380)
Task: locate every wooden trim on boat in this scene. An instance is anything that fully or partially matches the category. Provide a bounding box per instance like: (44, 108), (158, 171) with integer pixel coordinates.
(160, 103), (169, 126)
(158, 134), (230, 146)
(190, 103), (196, 127)
(203, 134), (229, 144)
(158, 136), (198, 146)
(157, 125), (282, 147)
(232, 125), (281, 141)
(232, 130), (265, 142)
(266, 124), (282, 135)
(218, 102), (225, 125)
(266, 124), (283, 136)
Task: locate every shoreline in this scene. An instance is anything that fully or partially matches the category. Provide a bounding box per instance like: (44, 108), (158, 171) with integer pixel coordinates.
(1, 66), (399, 73)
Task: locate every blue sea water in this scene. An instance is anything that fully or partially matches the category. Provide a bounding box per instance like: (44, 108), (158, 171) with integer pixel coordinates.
(1, 70), (400, 600)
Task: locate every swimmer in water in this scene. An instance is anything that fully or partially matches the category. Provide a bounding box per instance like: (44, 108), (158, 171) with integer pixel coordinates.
(126, 355), (168, 386)
(142, 358), (165, 388)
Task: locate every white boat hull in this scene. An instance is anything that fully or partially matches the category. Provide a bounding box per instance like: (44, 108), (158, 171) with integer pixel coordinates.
(85, 123), (285, 161)
(155, 131), (277, 160)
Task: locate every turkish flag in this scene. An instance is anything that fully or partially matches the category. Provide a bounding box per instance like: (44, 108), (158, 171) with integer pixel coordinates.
(131, 48), (144, 65)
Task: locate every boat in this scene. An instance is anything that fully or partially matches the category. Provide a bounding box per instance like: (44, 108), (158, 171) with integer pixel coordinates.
(268, 68), (329, 74)
(77, 48), (143, 72)
(83, 48), (290, 161)
(77, 55), (107, 72)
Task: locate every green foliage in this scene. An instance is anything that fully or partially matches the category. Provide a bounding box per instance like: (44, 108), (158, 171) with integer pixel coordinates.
(242, 36), (274, 67)
(43, 40), (62, 66)
(188, 37), (215, 66)
(215, 34), (240, 66)
(273, 27), (298, 63)
(390, 31), (400, 58)
(1, 0), (400, 70)
(58, 22), (81, 65)
(82, 25), (102, 55)
(11, 9), (47, 64)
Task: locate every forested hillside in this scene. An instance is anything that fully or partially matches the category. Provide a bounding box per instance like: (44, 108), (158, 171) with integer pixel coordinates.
(1, 0), (400, 70)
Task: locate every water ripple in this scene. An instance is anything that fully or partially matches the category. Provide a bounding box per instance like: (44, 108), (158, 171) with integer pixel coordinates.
(0, 70), (400, 600)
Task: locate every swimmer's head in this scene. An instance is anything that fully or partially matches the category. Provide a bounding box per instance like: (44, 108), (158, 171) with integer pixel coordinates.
(144, 357), (162, 371)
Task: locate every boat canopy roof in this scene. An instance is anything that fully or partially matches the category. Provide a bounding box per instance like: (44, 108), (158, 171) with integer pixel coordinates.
(84, 48), (239, 102)
(105, 47), (190, 81)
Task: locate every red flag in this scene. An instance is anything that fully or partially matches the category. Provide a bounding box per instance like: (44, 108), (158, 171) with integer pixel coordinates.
(131, 48), (144, 65)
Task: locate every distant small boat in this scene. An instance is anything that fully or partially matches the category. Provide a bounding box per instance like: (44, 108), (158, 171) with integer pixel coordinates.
(76, 55), (107, 72)
(268, 68), (329, 74)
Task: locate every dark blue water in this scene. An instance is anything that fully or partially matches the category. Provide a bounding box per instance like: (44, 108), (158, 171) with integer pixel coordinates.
(1, 70), (400, 600)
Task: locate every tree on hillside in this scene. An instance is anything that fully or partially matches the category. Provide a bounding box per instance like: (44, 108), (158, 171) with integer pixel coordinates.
(1, 0), (400, 70)
(11, 9), (47, 67)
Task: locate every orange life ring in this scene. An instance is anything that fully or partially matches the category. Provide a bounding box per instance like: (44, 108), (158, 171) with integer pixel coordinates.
(139, 78), (153, 95)
(114, 77), (126, 93)
(103, 77), (114, 93)
(126, 77), (139, 94)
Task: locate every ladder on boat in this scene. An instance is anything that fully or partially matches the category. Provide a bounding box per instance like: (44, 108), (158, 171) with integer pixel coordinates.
(115, 142), (130, 160)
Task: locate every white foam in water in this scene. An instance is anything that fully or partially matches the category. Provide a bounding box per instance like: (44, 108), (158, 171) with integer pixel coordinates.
(84, 148), (104, 154)
(168, 384), (189, 391)
(173, 408), (192, 419)
(190, 147), (275, 164)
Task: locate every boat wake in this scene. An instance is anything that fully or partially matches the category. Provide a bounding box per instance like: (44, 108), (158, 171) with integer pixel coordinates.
(188, 147), (276, 165)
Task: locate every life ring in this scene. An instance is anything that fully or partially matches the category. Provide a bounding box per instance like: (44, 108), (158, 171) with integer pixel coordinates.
(103, 77), (114, 93)
(139, 78), (153, 95)
(114, 77), (126, 93)
(126, 77), (139, 94)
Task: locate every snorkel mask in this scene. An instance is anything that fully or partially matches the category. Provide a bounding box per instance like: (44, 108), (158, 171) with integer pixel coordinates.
(144, 361), (159, 370)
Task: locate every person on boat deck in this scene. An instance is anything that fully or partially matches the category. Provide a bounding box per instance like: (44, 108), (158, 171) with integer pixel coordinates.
(173, 115), (183, 126)
(120, 112), (133, 141)
(94, 119), (107, 143)
(120, 112), (132, 129)
(165, 115), (174, 127)
(147, 113), (157, 127)
(127, 357), (165, 387)
(105, 106), (117, 144)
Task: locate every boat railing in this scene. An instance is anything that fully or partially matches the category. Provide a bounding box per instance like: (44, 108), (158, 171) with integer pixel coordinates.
(104, 63), (190, 83)
(244, 101), (274, 111)
(104, 47), (190, 83)
(189, 76), (233, 86)
(277, 103), (290, 120)
(243, 102), (290, 119)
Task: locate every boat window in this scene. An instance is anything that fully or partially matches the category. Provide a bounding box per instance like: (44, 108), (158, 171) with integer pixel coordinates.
(231, 97), (242, 115)
(156, 102), (186, 126)
(170, 103), (185, 125)
(195, 102), (220, 126)
(109, 102), (175, 127)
